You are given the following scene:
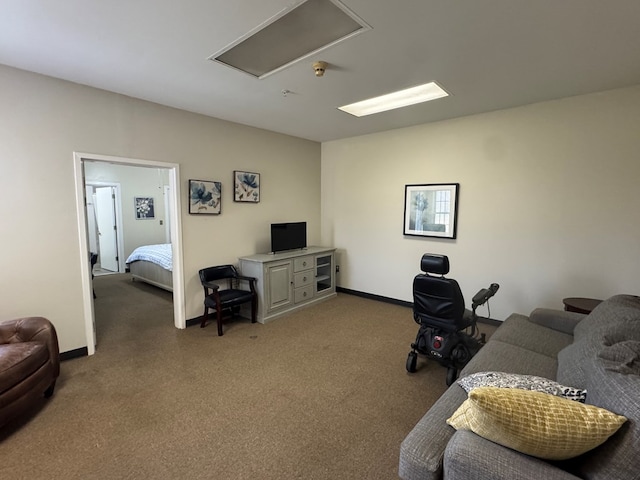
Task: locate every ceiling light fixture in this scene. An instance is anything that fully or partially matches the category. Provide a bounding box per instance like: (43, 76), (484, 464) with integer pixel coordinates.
(210, 0), (370, 79)
(338, 82), (449, 117)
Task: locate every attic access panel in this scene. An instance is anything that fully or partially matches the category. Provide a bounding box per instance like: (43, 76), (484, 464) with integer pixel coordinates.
(210, 0), (370, 79)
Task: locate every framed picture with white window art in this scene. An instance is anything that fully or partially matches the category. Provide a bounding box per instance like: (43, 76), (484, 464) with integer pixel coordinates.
(403, 183), (459, 238)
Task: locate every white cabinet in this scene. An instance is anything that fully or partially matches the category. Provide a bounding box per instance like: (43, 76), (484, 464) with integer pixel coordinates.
(239, 247), (336, 323)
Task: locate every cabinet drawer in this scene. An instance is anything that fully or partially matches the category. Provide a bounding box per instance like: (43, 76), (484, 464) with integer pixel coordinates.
(294, 285), (314, 304)
(293, 271), (313, 288)
(293, 256), (313, 272)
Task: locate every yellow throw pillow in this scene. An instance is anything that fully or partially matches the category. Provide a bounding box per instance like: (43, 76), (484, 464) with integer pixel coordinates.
(446, 386), (627, 460)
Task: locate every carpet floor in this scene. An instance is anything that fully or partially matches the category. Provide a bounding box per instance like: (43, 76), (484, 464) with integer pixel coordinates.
(0, 274), (493, 479)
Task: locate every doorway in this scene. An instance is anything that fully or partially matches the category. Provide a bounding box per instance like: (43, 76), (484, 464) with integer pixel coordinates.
(74, 152), (185, 355)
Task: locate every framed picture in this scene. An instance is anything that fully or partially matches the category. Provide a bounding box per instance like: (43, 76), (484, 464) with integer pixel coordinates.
(189, 179), (221, 215)
(234, 171), (260, 203)
(403, 183), (459, 238)
(134, 197), (155, 219)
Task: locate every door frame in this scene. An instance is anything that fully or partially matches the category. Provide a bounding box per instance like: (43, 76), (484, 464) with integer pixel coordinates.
(87, 181), (125, 273)
(163, 184), (171, 244)
(73, 152), (186, 355)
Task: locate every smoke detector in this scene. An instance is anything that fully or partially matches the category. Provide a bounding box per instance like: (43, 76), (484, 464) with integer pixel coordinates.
(313, 61), (328, 77)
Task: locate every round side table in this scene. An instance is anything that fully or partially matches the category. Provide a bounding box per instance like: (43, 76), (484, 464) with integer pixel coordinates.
(562, 297), (602, 314)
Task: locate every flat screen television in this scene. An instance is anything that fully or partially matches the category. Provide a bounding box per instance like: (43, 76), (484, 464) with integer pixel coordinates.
(271, 222), (307, 253)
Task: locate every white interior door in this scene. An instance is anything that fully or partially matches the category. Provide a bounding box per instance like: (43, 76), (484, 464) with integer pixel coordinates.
(95, 186), (119, 272)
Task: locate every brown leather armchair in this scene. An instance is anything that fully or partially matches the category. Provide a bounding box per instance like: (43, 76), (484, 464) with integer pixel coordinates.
(0, 317), (60, 428)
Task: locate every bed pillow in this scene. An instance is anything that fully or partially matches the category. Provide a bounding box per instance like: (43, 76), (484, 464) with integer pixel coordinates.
(457, 371), (587, 402)
(446, 387), (626, 460)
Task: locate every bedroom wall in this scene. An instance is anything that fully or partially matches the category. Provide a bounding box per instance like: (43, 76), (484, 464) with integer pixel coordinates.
(84, 162), (170, 259)
(0, 64), (320, 353)
(321, 85), (640, 321)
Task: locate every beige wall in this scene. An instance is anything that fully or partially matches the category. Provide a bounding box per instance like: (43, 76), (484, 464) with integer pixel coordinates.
(0, 64), (320, 353)
(4, 60), (639, 352)
(321, 86), (640, 320)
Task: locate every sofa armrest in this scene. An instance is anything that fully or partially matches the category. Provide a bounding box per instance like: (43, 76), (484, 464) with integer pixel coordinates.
(528, 308), (585, 335)
(399, 385), (468, 480)
(0, 317), (60, 376)
(444, 430), (582, 480)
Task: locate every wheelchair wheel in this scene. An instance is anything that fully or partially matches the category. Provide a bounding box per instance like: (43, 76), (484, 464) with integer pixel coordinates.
(452, 344), (471, 367)
(406, 352), (417, 373)
(446, 367), (458, 386)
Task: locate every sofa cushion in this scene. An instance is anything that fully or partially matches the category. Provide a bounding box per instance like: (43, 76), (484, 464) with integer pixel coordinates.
(489, 314), (574, 358)
(446, 387), (626, 461)
(461, 339), (559, 380)
(0, 342), (49, 393)
(444, 430), (584, 480)
(569, 340), (640, 480)
(598, 339), (640, 374)
(457, 371), (586, 402)
(573, 294), (640, 341)
(557, 295), (640, 389)
(557, 338), (601, 389)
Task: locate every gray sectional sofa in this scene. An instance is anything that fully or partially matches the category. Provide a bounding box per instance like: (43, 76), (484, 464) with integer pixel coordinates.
(399, 294), (640, 480)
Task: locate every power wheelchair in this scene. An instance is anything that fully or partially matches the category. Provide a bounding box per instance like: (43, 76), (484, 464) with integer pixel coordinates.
(406, 253), (499, 385)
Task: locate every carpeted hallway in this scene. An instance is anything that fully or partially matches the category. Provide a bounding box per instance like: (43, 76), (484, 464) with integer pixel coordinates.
(0, 274), (492, 479)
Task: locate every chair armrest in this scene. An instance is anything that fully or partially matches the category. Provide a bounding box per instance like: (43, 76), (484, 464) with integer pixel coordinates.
(201, 281), (220, 291)
(236, 275), (257, 291)
(528, 308), (585, 335)
(236, 275), (256, 284)
(0, 317), (60, 376)
(444, 430), (581, 480)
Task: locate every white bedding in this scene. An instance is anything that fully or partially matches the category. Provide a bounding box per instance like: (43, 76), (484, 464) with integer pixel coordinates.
(125, 243), (173, 271)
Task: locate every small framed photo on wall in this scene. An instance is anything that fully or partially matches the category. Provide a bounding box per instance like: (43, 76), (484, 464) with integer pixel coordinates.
(189, 179), (222, 215)
(234, 171), (260, 203)
(134, 197), (155, 219)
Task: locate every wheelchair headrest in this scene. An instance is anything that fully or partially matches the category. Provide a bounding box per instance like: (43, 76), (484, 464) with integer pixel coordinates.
(420, 254), (450, 275)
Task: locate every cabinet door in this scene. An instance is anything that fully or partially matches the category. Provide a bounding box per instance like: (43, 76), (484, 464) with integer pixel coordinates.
(315, 253), (334, 295)
(266, 261), (293, 311)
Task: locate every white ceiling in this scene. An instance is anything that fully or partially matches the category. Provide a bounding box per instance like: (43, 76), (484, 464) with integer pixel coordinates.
(1, 0), (639, 142)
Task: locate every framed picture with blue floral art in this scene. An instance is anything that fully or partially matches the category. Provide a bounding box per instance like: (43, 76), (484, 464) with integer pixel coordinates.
(234, 171), (260, 203)
(135, 197), (155, 219)
(189, 179), (221, 215)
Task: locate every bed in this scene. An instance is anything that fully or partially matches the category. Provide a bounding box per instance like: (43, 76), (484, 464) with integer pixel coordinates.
(125, 243), (173, 292)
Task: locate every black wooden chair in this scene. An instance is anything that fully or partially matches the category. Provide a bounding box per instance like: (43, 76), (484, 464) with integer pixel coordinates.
(198, 265), (257, 336)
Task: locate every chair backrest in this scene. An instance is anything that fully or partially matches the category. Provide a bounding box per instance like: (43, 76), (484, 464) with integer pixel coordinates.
(413, 254), (467, 332)
(199, 265), (239, 284)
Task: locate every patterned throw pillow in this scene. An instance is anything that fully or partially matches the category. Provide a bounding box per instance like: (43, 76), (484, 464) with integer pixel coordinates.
(446, 387), (627, 460)
(457, 371), (587, 402)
